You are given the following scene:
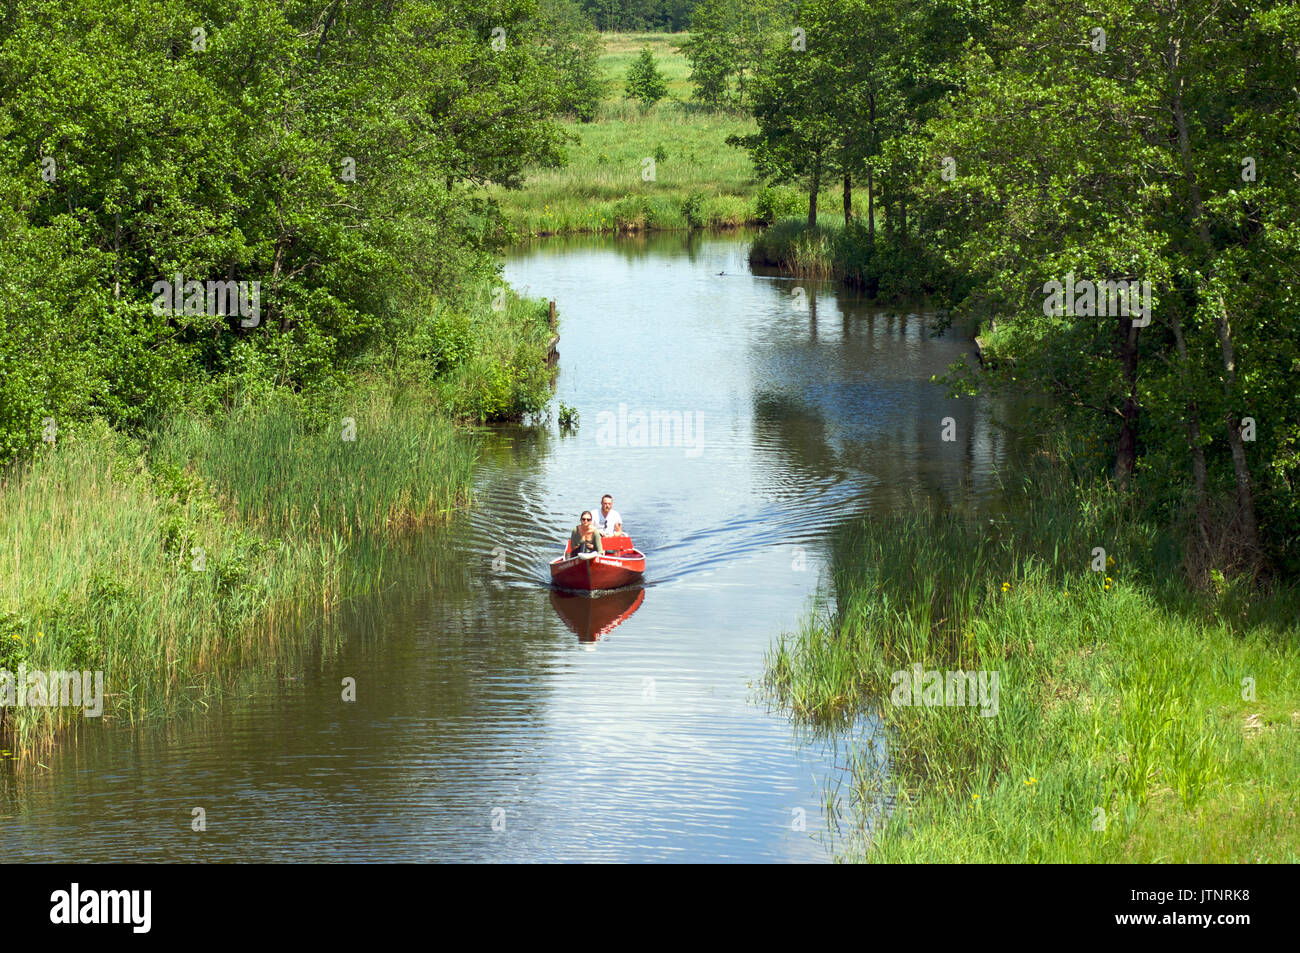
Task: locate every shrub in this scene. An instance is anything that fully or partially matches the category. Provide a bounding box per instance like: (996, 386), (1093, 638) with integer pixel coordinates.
(681, 191), (707, 229)
(625, 48), (667, 107)
(752, 186), (806, 224)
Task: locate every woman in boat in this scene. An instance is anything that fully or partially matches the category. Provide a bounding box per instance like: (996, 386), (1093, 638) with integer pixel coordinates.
(569, 511), (604, 557)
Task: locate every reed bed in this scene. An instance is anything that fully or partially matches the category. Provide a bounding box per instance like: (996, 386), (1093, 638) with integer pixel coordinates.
(0, 422), (325, 755)
(0, 381), (483, 760)
(748, 220), (842, 279)
(748, 218), (965, 300)
(154, 386), (477, 538)
(766, 455), (1300, 862)
(0, 270), (557, 761)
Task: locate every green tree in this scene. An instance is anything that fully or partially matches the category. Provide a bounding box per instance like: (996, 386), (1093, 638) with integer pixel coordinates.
(923, 0), (1300, 568)
(0, 0), (574, 460)
(532, 0), (605, 122)
(680, 0), (790, 110)
(727, 10), (842, 226)
(625, 47), (668, 106)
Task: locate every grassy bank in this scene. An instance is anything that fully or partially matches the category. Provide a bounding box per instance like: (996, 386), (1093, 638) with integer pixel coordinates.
(0, 285), (554, 762)
(766, 452), (1300, 862)
(494, 33), (847, 236)
(748, 219), (966, 301)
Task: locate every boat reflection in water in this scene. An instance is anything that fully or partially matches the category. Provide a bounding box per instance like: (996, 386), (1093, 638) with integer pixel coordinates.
(549, 587), (646, 642)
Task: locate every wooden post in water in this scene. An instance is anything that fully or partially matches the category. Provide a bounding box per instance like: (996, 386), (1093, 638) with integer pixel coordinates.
(547, 299), (559, 365)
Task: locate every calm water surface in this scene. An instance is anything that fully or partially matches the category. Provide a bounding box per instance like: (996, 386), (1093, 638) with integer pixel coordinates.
(1, 231), (1003, 862)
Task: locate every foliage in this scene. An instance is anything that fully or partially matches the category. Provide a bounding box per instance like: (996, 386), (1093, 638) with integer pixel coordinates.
(724, 0), (1300, 571)
(625, 47), (668, 106)
(765, 454), (1300, 861)
(919, 0), (1300, 571)
(579, 0), (699, 31)
(0, 0), (574, 465)
(532, 0), (607, 121)
(679, 0), (791, 109)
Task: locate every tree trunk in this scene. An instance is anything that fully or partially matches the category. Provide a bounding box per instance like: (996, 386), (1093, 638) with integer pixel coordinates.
(1115, 319), (1139, 488)
(843, 173), (852, 224)
(1169, 43), (1259, 552)
(808, 158), (820, 229)
(867, 91), (876, 242)
(1169, 301), (1211, 547)
(867, 166), (875, 242)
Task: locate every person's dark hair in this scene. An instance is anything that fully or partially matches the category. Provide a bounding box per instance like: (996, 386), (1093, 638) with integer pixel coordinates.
(601, 494), (613, 503)
(580, 511), (593, 521)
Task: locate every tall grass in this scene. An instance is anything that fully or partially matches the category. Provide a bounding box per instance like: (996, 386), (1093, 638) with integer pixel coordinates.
(0, 422), (328, 755)
(749, 220), (840, 279)
(748, 218), (964, 300)
(154, 385), (477, 538)
(0, 379), (484, 760)
(766, 454), (1300, 862)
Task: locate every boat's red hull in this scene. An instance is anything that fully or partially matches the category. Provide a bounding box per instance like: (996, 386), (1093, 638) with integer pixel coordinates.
(549, 534), (645, 591)
(549, 550), (645, 591)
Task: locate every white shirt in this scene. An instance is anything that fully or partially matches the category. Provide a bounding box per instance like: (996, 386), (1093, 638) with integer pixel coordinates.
(594, 508), (622, 534)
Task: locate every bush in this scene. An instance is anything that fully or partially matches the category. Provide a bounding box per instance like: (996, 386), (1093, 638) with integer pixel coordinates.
(680, 191), (707, 229)
(751, 186), (806, 224)
(435, 288), (552, 423)
(611, 195), (659, 231)
(625, 48), (667, 107)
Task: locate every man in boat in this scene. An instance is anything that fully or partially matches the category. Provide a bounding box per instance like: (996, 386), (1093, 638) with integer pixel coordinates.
(569, 511), (603, 558)
(594, 494), (623, 535)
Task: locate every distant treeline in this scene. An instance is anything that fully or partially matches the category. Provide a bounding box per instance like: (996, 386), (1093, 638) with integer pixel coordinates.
(579, 0), (698, 31)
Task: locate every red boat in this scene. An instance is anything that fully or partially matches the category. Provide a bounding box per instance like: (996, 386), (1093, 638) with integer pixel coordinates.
(550, 587), (646, 642)
(549, 534), (646, 591)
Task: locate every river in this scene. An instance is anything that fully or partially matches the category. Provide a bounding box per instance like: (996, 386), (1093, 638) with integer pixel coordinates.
(0, 230), (1003, 862)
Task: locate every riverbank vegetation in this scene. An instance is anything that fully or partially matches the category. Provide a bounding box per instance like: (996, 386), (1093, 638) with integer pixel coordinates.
(767, 455), (1300, 862)
(747, 219), (964, 300)
(751, 0), (1300, 861)
(0, 0), (580, 758)
(730, 0), (1300, 570)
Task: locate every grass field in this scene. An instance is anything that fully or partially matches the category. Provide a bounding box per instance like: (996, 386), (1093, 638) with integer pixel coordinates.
(765, 449), (1300, 862)
(493, 33), (851, 236)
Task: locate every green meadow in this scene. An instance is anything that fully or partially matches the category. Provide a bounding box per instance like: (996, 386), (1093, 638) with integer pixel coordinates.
(493, 33), (848, 236)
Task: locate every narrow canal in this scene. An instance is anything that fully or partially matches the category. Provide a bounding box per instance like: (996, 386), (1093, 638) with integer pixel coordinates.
(0, 231), (1003, 861)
